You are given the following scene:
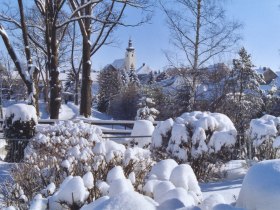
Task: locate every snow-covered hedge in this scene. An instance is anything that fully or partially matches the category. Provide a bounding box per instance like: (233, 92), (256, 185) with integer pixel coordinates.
(2, 121), (153, 209)
(249, 114), (280, 159)
(151, 111), (237, 179)
(152, 111), (237, 161)
(236, 159), (280, 210)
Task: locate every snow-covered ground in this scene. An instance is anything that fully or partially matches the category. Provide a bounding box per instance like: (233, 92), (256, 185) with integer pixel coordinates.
(1, 104), (280, 210)
(0, 105), (248, 209)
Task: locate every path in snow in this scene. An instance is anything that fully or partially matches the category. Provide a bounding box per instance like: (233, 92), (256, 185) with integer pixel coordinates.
(59, 103), (78, 120)
(200, 178), (243, 204)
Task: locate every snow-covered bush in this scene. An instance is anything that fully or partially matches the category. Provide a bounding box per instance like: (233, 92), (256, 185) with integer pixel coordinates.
(143, 159), (202, 208)
(135, 97), (159, 122)
(151, 111), (237, 180)
(130, 120), (155, 148)
(236, 159), (280, 210)
(248, 114), (280, 160)
(2, 121), (153, 208)
(3, 104), (37, 162)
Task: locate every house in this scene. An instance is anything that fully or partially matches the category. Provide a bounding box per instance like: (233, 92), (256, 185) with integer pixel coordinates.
(256, 67), (278, 84)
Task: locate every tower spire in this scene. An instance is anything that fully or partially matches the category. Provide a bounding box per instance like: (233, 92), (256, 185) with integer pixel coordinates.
(127, 38), (134, 51)
(125, 38), (136, 71)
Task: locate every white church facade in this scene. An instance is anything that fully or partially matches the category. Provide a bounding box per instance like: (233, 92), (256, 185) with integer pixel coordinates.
(109, 39), (154, 75)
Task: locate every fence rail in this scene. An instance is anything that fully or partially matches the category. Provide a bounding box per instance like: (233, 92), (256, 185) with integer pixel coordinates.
(0, 118), (158, 137)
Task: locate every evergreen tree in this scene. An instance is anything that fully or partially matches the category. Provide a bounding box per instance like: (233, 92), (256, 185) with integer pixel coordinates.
(97, 66), (123, 113)
(217, 48), (265, 157)
(135, 96), (159, 122)
(128, 69), (140, 86)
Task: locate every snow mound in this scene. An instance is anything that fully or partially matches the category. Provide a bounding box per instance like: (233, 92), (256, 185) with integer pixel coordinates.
(199, 194), (225, 210)
(144, 159), (202, 207)
(149, 159), (178, 180)
(213, 204), (245, 210)
(169, 164), (202, 199)
(131, 120), (155, 148)
(4, 103), (38, 124)
(90, 191), (157, 210)
(49, 176), (89, 209)
(107, 166), (126, 184)
(236, 159), (280, 210)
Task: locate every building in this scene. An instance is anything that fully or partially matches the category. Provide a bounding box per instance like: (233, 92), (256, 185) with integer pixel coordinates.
(109, 39), (154, 75)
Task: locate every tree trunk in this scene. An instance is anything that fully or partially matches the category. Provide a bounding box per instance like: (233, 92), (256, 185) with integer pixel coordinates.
(45, 0), (61, 119)
(79, 1), (92, 117)
(75, 76), (79, 105)
(80, 37), (92, 117)
(49, 39), (61, 119)
(18, 0), (39, 115)
(190, 0), (201, 110)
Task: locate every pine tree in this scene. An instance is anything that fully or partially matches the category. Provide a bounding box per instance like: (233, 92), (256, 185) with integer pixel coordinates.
(128, 69), (140, 86)
(218, 47), (265, 158)
(97, 66), (124, 113)
(135, 97), (159, 122)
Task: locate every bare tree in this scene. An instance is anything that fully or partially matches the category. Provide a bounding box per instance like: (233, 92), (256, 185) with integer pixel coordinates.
(161, 0), (241, 110)
(0, 0), (39, 114)
(68, 0), (152, 117)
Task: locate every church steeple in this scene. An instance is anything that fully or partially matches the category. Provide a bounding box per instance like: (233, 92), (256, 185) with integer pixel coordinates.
(125, 38), (136, 71)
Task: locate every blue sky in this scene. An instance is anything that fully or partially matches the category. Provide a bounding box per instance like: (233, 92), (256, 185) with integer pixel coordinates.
(93, 0), (280, 71)
(1, 0), (280, 71)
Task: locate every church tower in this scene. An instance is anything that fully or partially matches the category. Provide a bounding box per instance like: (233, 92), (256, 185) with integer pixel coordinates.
(125, 39), (136, 71)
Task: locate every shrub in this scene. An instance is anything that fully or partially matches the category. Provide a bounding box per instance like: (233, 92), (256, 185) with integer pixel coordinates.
(3, 104), (37, 162)
(151, 111), (237, 180)
(248, 114), (280, 160)
(1, 121), (153, 208)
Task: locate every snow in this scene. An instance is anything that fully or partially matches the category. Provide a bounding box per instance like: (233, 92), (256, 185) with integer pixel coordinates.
(131, 120), (154, 148)
(29, 194), (47, 210)
(89, 191), (157, 210)
(3, 104), (280, 209)
(83, 172), (94, 189)
(149, 159), (178, 180)
(199, 194), (225, 210)
(136, 64), (154, 74)
(236, 159), (280, 210)
(59, 103), (79, 120)
(4, 104), (38, 124)
(153, 181), (175, 201)
(106, 166), (126, 184)
(111, 59), (125, 70)
(249, 114), (280, 147)
(169, 164), (202, 199)
(108, 178), (134, 196)
(45, 182), (56, 195)
(49, 176), (89, 209)
(152, 111), (237, 161)
(152, 118), (174, 148)
(93, 140), (126, 162)
(157, 188), (196, 207)
(124, 147), (151, 165)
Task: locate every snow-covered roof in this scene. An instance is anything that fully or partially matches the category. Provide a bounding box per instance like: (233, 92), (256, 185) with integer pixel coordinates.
(111, 59), (125, 70)
(136, 64), (154, 75)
